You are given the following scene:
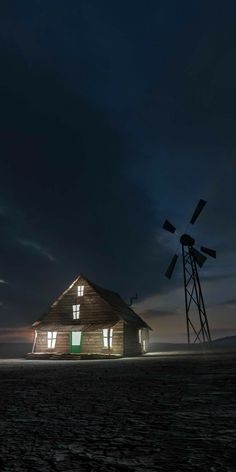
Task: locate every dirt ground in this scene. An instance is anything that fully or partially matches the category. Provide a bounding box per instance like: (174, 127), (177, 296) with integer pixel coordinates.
(0, 353), (235, 472)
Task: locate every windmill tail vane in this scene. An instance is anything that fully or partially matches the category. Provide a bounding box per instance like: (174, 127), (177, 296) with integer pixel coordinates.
(163, 199), (216, 344)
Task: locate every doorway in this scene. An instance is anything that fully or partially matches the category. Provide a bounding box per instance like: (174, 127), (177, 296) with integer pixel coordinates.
(70, 331), (83, 353)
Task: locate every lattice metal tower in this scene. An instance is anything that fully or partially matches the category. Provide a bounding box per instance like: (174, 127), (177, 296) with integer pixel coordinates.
(163, 200), (216, 344)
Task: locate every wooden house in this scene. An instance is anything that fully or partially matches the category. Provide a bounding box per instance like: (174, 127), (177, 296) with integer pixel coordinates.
(31, 274), (151, 358)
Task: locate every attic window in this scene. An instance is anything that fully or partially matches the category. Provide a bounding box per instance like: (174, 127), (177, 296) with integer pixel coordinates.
(47, 331), (57, 349)
(103, 328), (113, 348)
(77, 285), (84, 296)
(73, 304), (80, 320)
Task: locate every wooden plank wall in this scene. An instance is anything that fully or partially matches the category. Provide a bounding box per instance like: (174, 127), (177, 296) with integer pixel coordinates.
(45, 277), (119, 325)
(35, 332), (70, 353)
(81, 320), (124, 355)
(34, 321), (124, 355)
(123, 324), (142, 356)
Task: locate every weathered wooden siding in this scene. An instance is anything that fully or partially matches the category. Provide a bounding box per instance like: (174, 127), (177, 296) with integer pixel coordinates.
(35, 331), (70, 353)
(81, 321), (124, 355)
(44, 277), (119, 326)
(111, 320), (124, 355)
(34, 321), (124, 355)
(123, 324), (142, 356)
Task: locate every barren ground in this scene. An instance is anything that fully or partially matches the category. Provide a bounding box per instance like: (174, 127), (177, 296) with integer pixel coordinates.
(0, 353), (235, 472)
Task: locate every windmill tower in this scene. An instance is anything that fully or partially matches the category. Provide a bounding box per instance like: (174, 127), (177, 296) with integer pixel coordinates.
(163, 199), (216, 344)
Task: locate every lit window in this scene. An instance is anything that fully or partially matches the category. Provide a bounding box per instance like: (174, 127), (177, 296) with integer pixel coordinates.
(103, 328), (108, 348)
(77, 285), (84, 296)
(73, 304), (80, 319)
(139, 329), (142, 344)
(103, 328), (113, 348)
(47, 331), (57, 349)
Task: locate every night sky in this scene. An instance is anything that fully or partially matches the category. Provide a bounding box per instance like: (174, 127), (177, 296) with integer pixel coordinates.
(1, 1), (236, 343)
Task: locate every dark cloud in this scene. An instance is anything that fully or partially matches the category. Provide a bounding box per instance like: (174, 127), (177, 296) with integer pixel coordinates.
(17, 239), (56, 263)
(0, 1), (236, 340)
(200, 272), (236, 283)
(215, 299), (236, 308)
(0, 50), (165, 327)
(141, 309), (177, 318)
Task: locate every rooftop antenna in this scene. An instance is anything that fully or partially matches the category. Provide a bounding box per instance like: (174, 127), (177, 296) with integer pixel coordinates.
(129, 293), (138, 307)
(163, 199), (216, 344)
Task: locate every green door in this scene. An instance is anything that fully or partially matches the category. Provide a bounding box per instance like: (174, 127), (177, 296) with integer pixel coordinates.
(70, 331), (83, 354)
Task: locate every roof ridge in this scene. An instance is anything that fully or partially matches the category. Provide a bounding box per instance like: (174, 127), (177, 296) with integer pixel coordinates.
(83, 277), (120, 297)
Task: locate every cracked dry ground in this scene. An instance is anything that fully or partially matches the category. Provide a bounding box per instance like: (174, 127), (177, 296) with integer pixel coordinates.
(0, 354), (235, 472)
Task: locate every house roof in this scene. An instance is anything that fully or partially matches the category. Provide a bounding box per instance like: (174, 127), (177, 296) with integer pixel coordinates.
(88, 279), (151, 329)
(33, 274), (151, 330)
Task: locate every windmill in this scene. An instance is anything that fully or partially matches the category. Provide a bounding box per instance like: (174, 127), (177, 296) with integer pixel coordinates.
(163, 199), (216, 344)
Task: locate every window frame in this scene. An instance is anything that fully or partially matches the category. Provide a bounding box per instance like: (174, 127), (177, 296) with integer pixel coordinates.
(103, 328), (113, 348)
(138, 329), (142, 344)
(77, 285), (84, 297)
(47, 331), (57, 349)
(73, 304), (80, 320)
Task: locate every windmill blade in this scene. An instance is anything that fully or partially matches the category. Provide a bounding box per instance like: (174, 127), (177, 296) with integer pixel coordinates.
(200, 246), (216, 259)
(191, 247), (207, 268)
(165, 254), (178, 279)
(163, 220), (176, 234)
(190, 199), (207, 224)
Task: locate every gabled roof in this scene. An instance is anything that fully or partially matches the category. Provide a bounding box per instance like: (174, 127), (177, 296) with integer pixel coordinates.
(33, 274), (151, 330)
(88, 279), (151, 329)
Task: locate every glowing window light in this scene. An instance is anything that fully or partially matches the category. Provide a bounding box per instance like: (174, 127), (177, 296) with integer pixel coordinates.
(103, 328), (113, 348)
(47, 331), (57, 349)
(139, 329), (142, 344)
(103, 328), (108, 347)
(77, 285), (84, 296)
(73, 304), (80, 319)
